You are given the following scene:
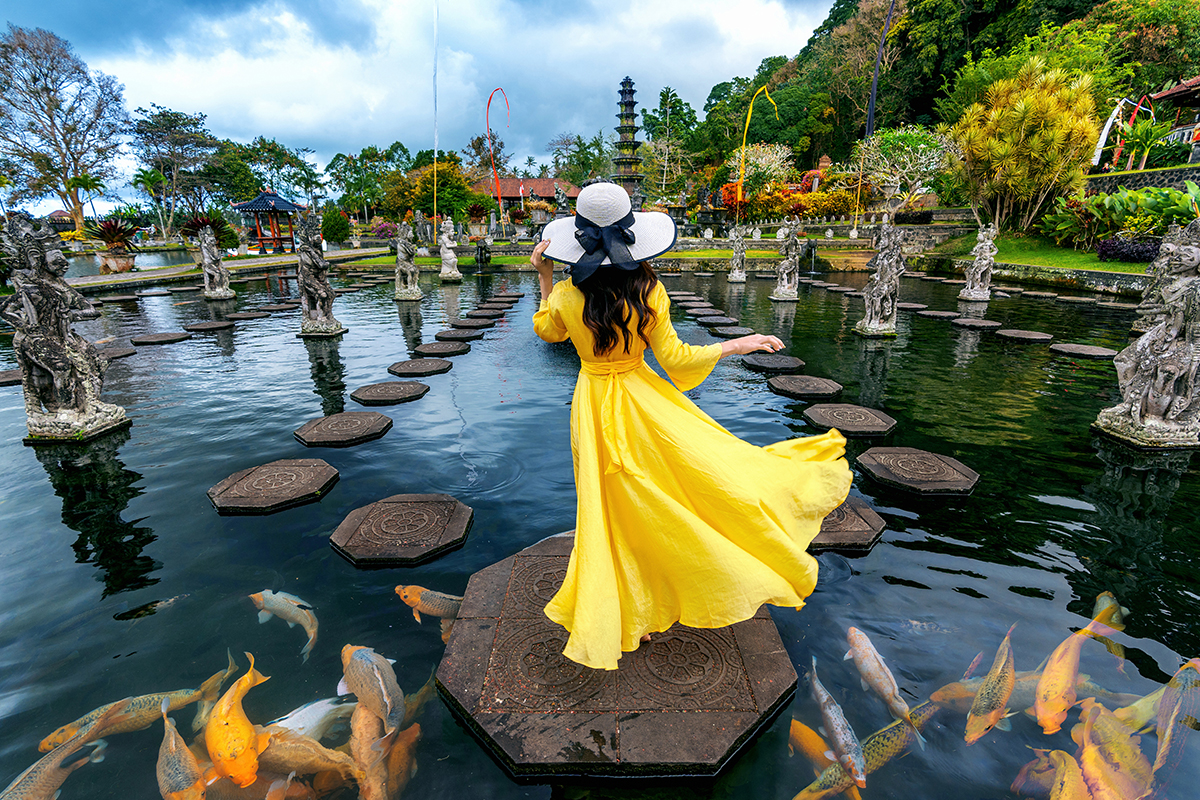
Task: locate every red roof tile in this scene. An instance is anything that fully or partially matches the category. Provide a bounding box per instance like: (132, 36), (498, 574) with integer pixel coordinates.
(471, 178), (581, 200)
(1153, 74), (1200, 103)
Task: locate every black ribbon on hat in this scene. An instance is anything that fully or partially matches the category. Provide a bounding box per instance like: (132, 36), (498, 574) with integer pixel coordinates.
(569, 210), (637, 284)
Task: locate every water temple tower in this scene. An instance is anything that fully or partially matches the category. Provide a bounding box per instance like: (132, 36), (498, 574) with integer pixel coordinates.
(614, 76), (645, 209)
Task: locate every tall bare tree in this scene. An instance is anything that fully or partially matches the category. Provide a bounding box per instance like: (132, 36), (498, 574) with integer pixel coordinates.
(129, 104), (218, 234)
(0, 25), (128, 232)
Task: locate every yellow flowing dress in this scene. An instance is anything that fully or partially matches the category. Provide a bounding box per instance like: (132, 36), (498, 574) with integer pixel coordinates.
(534, 278), (853, 671)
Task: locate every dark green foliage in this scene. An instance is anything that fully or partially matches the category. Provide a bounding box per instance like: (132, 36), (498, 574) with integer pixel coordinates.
(1096, 235), (1159, 262)
(321, 210), (351, 244)
(86, 219), (140, 252)
(894, 209), (934, 224)
(180, 212), (237, 249)
(410, 149), (461, 170)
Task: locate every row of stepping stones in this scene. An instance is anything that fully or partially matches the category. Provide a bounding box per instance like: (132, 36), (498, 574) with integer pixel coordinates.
(205, 290), (527, 568)
(666, 290), (756, 339)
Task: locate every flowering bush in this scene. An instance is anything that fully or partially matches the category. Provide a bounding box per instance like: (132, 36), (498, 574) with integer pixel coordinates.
(370, 220), (399, 239)
(508, 208), (529, 224)
(58, 229), (87, 242)
(798, 169), (823, 194)
(727, 143), (794, 185)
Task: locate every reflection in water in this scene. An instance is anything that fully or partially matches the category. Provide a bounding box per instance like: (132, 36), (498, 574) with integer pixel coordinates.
(954, 329), (982, 369)
(771, 299), (796, 337)
(304, 338), (346, 415)
(33, 429), (159, 597)
(858, 338), (892, 408)
(958, 300), (989, 319)
(724, 282), (745, 318)
(442, 283), (460, 323)
(396, 303), (424, 352)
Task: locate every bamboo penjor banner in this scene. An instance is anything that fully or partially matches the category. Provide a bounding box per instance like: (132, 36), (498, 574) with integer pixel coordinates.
(486, 88), (510, 226)
(736, 86), (779, 222)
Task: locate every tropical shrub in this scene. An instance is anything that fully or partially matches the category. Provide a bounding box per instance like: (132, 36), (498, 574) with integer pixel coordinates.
(181, 212), (239, 249)
(86, 219), (140, 253)
(894, 209), (934, 224)
(852, 125), (957, 206)
(1038, 182), (1200, 249)
(465, 203), (488, 220)
(369, 220), (398, 239)
(1096, 236), (1160, 262)
(322, 210), (351, 244)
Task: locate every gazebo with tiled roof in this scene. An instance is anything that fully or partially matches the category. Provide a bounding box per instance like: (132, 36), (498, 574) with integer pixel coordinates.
(231, 189), (307, 254)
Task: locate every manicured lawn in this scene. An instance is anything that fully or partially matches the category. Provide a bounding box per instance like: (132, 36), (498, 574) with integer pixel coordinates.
(933, 233), (1149, 274)
(659, 249), (781, 259)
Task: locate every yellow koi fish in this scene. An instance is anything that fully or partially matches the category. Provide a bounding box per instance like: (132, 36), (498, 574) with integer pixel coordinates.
(40, 654), (235, 751)
(1112, 686), (1165, 734)
(1091, 592), (1128, 631)
(194, 651), (240, 733)
(1011, 749), (1057, 798)
(965, 623), (1017, 745)
(788, 719), (863, 800)
(205, 652), (271, 788)
(1046, 751), (1092, 800)
(844, 627), (925, 749)
(394, 586), (462, 624)
(257, 726), (362, 786)
(349, 705), (388, 800)
(809, 657), (866, 789)
(1036, 616), (1118, 735)
(401, 671), (437, 730)
(2, 700), (131, 800)
(932, 670), (1139, 716)
(249, 591), (318, 663)
(1074, 699), (1152, 800)
(339, 646), (405, 737)
(1148, 658), (1200, 797)
(385, 724), (421, 800)
(157, 698), (207, 800)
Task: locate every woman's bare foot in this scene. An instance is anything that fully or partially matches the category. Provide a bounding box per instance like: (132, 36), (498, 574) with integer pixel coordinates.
(640, 633), (651, 643)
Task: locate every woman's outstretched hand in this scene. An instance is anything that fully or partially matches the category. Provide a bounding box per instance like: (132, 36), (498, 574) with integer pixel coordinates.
(720, 333), (786, 358)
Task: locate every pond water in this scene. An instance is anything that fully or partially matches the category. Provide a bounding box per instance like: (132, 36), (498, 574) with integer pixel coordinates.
(1, 267), (1197, 799)
(65, 249), (195, 279)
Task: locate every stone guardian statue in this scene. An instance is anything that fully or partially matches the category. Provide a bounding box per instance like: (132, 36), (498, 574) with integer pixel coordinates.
(0, 214), (128, 443)
(959, 223), (998, 301)
(854, 223), (908, 337)
(393, 222), (422, 301)
(727, 224), (748, 283)
(770, 217), (806, 302)
(296, 213), (347, 337)
(1132, 225), (1198, 335)
(199, 225), (235, 300)
(439, 217), (462, 282)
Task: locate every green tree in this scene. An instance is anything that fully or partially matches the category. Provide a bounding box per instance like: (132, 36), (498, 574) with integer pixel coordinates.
(321, 209), (351, 244)
(410, 149), (461, 170)
(197, 140), (260, 205)
(410, 161), (478, 219)
(460, 130), (512, 182)
(1084, 0), (1200, 94)
(852, 125), (956, 205)
(946, 57), (1100, 230)
(131, 167), (167, 235)
(1118, 117), (1172, 170)
(241, 137), (319, 202)
(66, 173), (104, 219)
(546, 131), (613, 185)
(642, 88), (698, 197)
(0, 25), (128, 232)
(129, 104), (219, 233)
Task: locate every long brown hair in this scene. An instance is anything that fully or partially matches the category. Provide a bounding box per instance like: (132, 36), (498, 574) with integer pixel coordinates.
(576, 262), (659, 356)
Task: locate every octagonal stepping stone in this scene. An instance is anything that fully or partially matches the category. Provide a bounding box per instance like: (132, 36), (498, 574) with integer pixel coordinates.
(1022, 291), (1058, 299)
(694, 271), (715, 277)
(996, 329), (1053, 342)
(130, 332), (192, 345)
(1097, 302), (1139, 310)
(803, 404), (896, 437)
(698, 315), (738, 327)
(847, 291), (864, 298)
(334, 288), (357, 294)
(896, 303), (928, 311)
(294, 411), (393, 448)
(951, 318), (1001, 330)
(350, 283), (373, 288)
(675, 300), (713, 308)
(916, 310), (960, 319)
(1049, 343), (1118, 359)
(993, 286), (1023, 294)
(0, 369), (21, 386)
(811, 496), (886, 552)
(857, 447), (979, 495)
(686, 307), (725, 317)
(476, 303), (511, 311)
(226, 312), (271, 320)
(350, 381), (430, 406)
(99, 294), (138, 302)
(437, 533), (796, 779)
(436, 328), (484, 342)
(449, 318), (495, 329)
(798, 278), (817, 284)
(184, 321), (235, 332)
(136, 289), (171, 297)
(389, 358), (453, 378)
(229, 279), (250, 286)
(767, 375), (842, 399)
(811, 282), (837, 288)
(1057, 296), (1098, 305)
(486, 298), (518, 305)
(414, 341), (470, 357)
(258, 304), (298, 312)
(919, 276), (947, 282)
(331, 493), (473, 567)
(902, 272), (926, 278)
(830, 286), (856, 293)
(743, 354), (805, 373)
(711, 326), (755, 338)
(208, 458), (339, 515)
(943, 279), (967, 285)
(756, 272), (777, 279)
(666, 291), (697, 298)
(98, 347), (137, 361)
(494, 292), (525, 298)
(467, 309), (505, 319)
(169, 286), (200, 293)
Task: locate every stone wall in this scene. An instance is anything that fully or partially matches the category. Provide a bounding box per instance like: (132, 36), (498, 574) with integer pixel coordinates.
(1085, 164), (1200, 194)
(912, 254), (1149, 297)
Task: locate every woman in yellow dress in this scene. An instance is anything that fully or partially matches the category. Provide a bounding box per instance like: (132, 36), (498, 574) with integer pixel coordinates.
(533, 182), (852, 671)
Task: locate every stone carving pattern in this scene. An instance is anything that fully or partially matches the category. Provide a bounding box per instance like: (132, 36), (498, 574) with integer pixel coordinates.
(0, 214), (127, 439)
(198, 225), (235, 300)
(959, 224), (997, 301)
(481, 619), (617, 712)
(504, 556), (570, 618)
(232, 464), (321, 497)
(623, 627), (755, 711)
(439, 218), (462, 280)
(295, 214), (344, 334)
(1133, 224), (1200, 334)
(727, 224), (748, 283)
(393, 222), (422, 300)
(870, 451), (960, 481)
(855, 223), (908, 336)
(353, 501), (453, 547)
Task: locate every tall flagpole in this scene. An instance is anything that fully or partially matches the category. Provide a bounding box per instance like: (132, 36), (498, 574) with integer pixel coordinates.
(433, 0), (439, 223)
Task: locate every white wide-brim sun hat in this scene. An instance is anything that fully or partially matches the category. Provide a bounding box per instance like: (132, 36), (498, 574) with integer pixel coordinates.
(541, 182), (676, 277)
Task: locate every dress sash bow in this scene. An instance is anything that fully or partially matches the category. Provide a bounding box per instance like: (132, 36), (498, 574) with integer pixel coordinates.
(580, 358), (644, 476)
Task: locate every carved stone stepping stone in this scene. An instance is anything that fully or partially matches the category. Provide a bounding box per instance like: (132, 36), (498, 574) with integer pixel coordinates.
(136, 289), (171, 297)
(902, 271), (926, 278)
(1056, 296), (1098, 304)
(99, 295), (138, 302)
(450, 318), (495, 329)
(436, 329), (485, 342)
(169, 286), (200, 293)
(208, 458), (339, 515)
(350, 381), (431, 406)
(476, 304), (511, 312)
(830, 286), (856, 293)
(711, 326), (755, 338)
(811, 496), (886, 551)
(920, 276), (947, 282)
(666, 291), (696, 298)
(1049, 343), (1117, 359)
(226, 312), (271, 320)
(388, 358), (453, 378)
(743, 354), (805, 373)
(916, 310), (960, 319)
(437, 534), (796, 779)
(996, 329), (1053, 342)
(798, 278), (816, 284)
(258, 304), (298, 312)
(767, 375), (842, 399)
(98, 347), (137, 361)
(847, 291), (864, 298)
(334, 288), (357, 294)
(130, 332), (192, 345)
(896, 302), (927, 311)
(694, 271), (715, 277)
(811, 282), (836, 288)
(803, 404), (896, 436)
(0, 369), (21, 386)
(467, 309), (505, 319)
(414, 341), (470, 357)
(755, 272), (777, 279)
(229, 279), (250, 285)
(993, 286), (1024, 294)
(350, 283), (373, 288)
(943, 279), (967, 285)
(858, 447), (978, 495)
(184, 321), (235, 332)
(686, 307), (725, 317)
(486, 297), (518, 305)
(494, 292), (525, 298)
(294, 411), (392, 447)
(1022, 291), (1057, 299)
(1097, 302), (1139, 310)
(331, 493), (473, 566)
(698, 315), (738, 326)
(950, 318), (1001, 330)
(675, 300), (713, 308)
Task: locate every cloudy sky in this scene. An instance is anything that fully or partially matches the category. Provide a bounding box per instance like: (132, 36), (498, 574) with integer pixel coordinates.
(5, 0), (831, 212)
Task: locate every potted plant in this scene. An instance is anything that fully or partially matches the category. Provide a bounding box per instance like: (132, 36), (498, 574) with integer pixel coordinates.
(465, 203), (489, 236)
(180, 213), (235, 261)
(508, 207), (530, 238)
(86, 219), (140, 273)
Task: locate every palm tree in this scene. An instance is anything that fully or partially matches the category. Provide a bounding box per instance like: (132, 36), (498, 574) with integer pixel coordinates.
(1119, 118), (1171, 171)
(132, 168), (168, 236)
(66, 173), (105, 219)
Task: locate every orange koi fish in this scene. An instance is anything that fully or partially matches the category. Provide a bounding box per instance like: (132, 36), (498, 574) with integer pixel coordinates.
(1011, 749), (1057, 798)
(1046, 751), (1092, 800)
(1075, 699), (1152, 800)
(385, 724), (421, 800)
(788, 719), (863, 800)
(1035, 616), (1118, 735)
(204, 652), (271, 788)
